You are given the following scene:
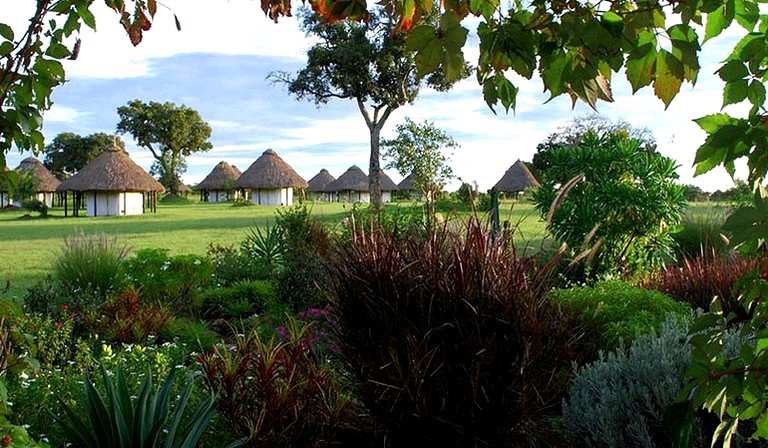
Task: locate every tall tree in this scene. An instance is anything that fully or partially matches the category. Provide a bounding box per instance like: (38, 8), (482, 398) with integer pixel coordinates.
(269, 8), (468, 209)
(116, 100), (212, 194)
(533, 114), (656, 179)
(382, 117), (456, 212)
(44, 132), (125, 179)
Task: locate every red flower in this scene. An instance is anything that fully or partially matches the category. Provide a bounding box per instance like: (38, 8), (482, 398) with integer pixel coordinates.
(61, 304), (69, 311)
(55, 321), (62, 330)
(1, 435), (12, 447)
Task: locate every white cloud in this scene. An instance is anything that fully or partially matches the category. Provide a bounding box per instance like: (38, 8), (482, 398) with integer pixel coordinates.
(44, 105), (89, 123)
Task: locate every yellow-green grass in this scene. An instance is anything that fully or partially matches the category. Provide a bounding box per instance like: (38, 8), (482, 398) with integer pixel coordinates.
(0, 199), (548, 303)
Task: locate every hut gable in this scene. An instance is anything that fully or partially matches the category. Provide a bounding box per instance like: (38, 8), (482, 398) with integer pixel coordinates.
(16, 158), (60, 192)
(378, 171), (399, 192)
(197, 161), (241, 190)
(57, 148), (164, 192)
(493, 160), (540, 194)
(234, 149), (308, 190)
(398, 172), (416, 191)
(307, 169), (336, 193)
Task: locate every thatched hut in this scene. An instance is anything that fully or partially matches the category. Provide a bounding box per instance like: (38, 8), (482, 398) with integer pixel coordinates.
(234, 149), (307, 206)
(327, 166), (398, 203)
(197, 161), (241, 202)
(15, 157), (61, 207)
(307, 169), (336, 202)
(397, 172), (423, 201)
(57, 147), (164, 217)
(493, 160), (540, 196)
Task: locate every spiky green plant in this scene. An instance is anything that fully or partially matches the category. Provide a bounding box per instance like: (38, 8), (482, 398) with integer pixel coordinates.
(57, 366), (218, 448)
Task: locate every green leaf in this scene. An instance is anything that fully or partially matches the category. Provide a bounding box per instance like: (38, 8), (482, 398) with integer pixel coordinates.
(483, 76), (499, 113)
(76, 2), (97, 30)
(669, 24), (701, 83)
(723, 79), (749, 107)
(653, 50), (684, 108)
(747, 79), (766, 107)
(734, 0), (759, 30)
(717, 60), (749, 82)
(602, 11), (623, 25)
(704, 4), (731, 42)
(0, 41), (12, 57)
(694, 113), (741, 133)
(0, 23), (14, 41)
(45, 41), (71, 59)
(626, 31), (657, 92)
(496, 74), (518, 111)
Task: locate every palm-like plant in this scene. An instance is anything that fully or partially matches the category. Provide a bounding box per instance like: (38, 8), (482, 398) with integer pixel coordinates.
(57, 366), (219, 448)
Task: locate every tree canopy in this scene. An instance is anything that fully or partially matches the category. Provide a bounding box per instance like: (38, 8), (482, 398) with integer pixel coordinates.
(44, 132), (125, 180)
(270, 7), (468, 209)
(533, 114), (657, 178)
(116, 100), (212, 194)
(382, 117), (456, 207)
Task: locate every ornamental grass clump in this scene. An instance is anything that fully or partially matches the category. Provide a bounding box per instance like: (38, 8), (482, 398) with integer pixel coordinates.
(640, 252), (760, 321)
(52, 230), (130, 304)
(328, 218), (586, 447)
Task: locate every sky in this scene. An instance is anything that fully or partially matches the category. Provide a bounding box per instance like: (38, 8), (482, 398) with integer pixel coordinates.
(5, 0), (750, 192)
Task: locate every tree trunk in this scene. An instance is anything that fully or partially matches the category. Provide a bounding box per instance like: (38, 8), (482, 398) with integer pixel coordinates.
(369, 124), (383, 210)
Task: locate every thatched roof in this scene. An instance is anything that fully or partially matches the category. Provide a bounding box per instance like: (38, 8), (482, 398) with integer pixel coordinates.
(16, 158), (60, 192)
(234, 149), (308, 189)
(493, 160), (540, 193)
(398, 172), (416, 191)
(379, 171), (398, 191)
(327, 165), (368, 192)
(327, 166), (398, 192)
(307, 169), (336, 192)
(197, 161), (241, 190)
(57, 148), (165, 192)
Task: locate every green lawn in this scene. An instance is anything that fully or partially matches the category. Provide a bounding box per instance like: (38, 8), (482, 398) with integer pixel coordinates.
(0, 198), (548, 302)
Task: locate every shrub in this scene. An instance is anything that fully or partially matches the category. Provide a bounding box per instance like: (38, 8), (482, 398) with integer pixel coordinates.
(22, 276), (64, 315)
(197, 280), (276, 319)
(207, 243), (273, 287)
(275, 205), (332, 309)
(549, 281), (689, 352)
(160, 318), (220, 351)
(562, 317), (693, 447)
(328, 219), (586, 446)
(640, 253), (759, 321)
(671, 207), (730, 261)
(532, 132), (686, 278)
(196, 316), (351, 447)
(57, 366), (215, 448)
(24, 309), (77, 367)
(52, 231), (130, 306)
(125, 249), (213, 314)
(85, 288), (170, 344)
(21, 198), (47, 217)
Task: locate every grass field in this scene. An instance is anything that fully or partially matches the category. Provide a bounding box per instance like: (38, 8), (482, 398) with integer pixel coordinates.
(0, 199), (548, 302)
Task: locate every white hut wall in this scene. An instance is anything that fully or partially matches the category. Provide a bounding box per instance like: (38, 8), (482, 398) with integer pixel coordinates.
(35, 192), (53, 207)
(86, 191), (145, 216)
(250, 188), (293, 206)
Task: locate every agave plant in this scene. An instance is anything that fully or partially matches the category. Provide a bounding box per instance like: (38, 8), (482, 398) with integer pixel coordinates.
(57, 366), (219, 448)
